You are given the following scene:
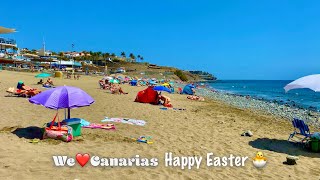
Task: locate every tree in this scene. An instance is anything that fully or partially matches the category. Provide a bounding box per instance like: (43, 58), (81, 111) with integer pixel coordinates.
(129, 53), (135, 62)
(140, 56), (144, 62)
(58, 52), (64, 57)
(137, 55), (141, 62)
(103, 53), (110, 65)
(120, 52), (126, 58)
(31, 49), (37, 55)
(174, 70), (188, 81)
(103, 52), (110, 59)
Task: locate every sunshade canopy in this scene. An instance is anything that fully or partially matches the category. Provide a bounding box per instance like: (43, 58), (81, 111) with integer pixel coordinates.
(0, 26), (16, 34)
(284, 74), (320, 92)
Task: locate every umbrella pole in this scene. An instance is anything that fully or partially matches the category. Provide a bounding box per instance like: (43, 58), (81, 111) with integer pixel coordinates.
(64, 109), (66, 120)
(68, 108), (71, 119)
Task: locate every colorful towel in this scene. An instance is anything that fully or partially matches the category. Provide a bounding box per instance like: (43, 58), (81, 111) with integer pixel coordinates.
(82, 123), (116, 130)
(80, 119), (90, 127)
(131, 136), (153, 144)
(160, 107), (186, 111)
(101, 117), (146, 126)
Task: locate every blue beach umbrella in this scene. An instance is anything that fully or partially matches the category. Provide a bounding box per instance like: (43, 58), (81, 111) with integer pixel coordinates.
(153, 86), (172, 93)
(35, 73), (51, 78)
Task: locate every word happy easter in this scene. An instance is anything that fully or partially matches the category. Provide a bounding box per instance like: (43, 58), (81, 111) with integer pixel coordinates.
(53, 152), (248, 169)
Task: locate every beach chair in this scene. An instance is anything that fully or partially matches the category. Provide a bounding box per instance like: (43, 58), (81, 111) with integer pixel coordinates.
(288, 118), (313, 143)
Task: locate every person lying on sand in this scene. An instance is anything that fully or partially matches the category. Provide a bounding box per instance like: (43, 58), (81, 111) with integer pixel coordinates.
(37, 79), (43, 84)
(187, 95), (205, 101)
(110, 84), (128, 95)
(159, 94), (172, 107)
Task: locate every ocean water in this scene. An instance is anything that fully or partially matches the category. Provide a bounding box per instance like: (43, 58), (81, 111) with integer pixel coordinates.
(207, 80), (320, 111)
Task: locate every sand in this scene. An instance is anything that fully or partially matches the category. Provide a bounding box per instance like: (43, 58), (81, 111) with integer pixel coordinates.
(0, 70), (319, 180)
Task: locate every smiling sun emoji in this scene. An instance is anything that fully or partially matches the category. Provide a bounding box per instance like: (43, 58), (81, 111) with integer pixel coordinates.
(252, 152), (267, 168)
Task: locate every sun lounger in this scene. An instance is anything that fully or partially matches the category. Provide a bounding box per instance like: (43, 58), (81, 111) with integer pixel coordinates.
(288, 118), (313, 143)
(6, 88), (27, 97)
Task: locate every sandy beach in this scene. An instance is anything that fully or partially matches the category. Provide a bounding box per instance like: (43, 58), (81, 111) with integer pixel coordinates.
(0, 70), (320, 180)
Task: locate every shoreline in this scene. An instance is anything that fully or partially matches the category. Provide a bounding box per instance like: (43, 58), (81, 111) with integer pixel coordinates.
(192, 86), (320, 128)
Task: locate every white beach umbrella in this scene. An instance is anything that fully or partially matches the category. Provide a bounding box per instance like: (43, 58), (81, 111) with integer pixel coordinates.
(102, 76), (113, 80)
(284, 74), (320, 92)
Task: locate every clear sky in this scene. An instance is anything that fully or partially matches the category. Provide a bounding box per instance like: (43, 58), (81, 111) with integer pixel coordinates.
(2, 0), (319, 80)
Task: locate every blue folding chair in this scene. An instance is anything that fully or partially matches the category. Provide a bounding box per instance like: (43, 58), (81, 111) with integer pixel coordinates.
(288, 118), (313, 143)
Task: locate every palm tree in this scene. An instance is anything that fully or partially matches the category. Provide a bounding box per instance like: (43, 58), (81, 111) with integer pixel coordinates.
(120, 52), (126, 58)
(103, 52), (110, 59)
(103, 53), (110, 66)
(129, 53), (135, 62)
(31, 49), (37, 55)
(58, 52), (64, 58)
(140, 56), (144, 63)
(137, 55), (141, 62)
(58, 52), (64, 69)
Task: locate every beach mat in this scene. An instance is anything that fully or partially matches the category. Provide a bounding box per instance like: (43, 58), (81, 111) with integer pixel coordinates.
(160, 107), (186, 111)
(101, 117), (146, 126)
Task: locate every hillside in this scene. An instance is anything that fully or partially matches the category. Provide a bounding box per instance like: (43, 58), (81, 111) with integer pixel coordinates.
(87, 61), (204, 81)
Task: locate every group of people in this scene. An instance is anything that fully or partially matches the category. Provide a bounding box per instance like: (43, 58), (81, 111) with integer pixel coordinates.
(99, 79), (128, 95)
(66, 73), (80, 80)
(37, 78), (54, 87)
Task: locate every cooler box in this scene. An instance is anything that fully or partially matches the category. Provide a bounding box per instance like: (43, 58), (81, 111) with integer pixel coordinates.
(61, 118), (81, 137)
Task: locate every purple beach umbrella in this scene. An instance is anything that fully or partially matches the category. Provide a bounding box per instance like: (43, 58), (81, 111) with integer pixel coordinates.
(29, 86), (94, 119)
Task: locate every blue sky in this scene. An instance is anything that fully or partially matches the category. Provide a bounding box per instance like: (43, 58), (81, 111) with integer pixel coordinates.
(2, 0), (319, 80)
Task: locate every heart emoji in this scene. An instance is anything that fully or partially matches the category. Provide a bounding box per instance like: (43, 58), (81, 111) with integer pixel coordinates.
(76, 153), (90, 167)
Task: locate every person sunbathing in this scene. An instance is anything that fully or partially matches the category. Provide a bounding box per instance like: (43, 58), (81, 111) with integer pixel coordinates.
(187, 95), (205, 101)
(159, 94), (172, 107)
(110, 84), (128, 95)
(25, 89), (41, 97)
(37, 79), (43, 84)
(99, 80), (105, 89)
(45, 78), (54, 86)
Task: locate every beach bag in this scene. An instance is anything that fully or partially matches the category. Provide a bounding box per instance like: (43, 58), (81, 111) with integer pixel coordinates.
(43, 113), (73, 142)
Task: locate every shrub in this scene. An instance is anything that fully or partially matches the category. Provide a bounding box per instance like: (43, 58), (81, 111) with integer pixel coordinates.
(112, 58), (121, 62)
(174, 70), (188, 81)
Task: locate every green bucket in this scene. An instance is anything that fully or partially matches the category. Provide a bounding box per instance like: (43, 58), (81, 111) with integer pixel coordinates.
(310, 139), (320, 152)
(69, 123), (81, 137)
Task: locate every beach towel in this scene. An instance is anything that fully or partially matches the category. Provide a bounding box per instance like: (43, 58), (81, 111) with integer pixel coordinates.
(101, 117), (147, 126)
(80, 119), (91, 127)
(131, 136), (153, 144)
(82, 123), (116, 130)
(160, 107), (186, 111)
(42, 84), (55, 88)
